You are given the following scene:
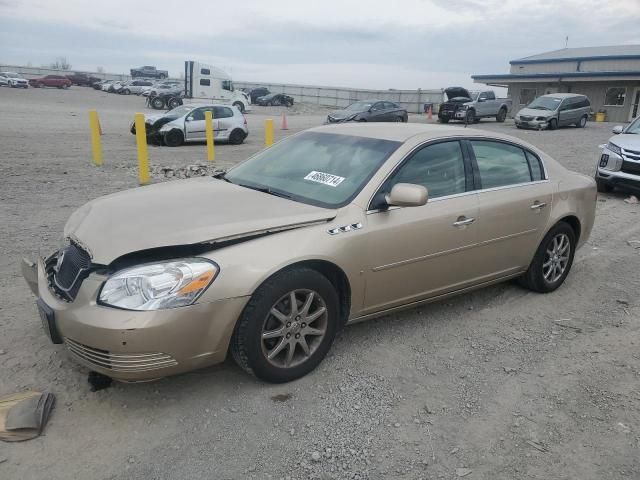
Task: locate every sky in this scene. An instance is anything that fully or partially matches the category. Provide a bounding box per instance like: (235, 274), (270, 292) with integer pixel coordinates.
(1, 0), (639, 91)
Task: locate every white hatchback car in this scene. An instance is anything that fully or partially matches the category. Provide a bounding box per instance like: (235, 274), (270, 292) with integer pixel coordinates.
(131, 104), (249, 146)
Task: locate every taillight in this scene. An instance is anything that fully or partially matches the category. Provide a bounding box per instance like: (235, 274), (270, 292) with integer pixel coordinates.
(243, 115), (247, 125)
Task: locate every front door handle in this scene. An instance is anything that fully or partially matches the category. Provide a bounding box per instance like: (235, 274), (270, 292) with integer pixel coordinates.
(453, 216), (475, 227)
(530, 201), (547, 210)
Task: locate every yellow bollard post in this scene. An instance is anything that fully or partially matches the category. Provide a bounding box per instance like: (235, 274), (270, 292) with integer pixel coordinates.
(205, 110), (215, 162)
(88, 110), (103, 166)
(134, 113), (150, 185)
(265, 118), (274, 147)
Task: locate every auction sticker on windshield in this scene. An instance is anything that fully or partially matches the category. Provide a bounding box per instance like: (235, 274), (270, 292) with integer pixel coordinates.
(304, 171), (345, 187)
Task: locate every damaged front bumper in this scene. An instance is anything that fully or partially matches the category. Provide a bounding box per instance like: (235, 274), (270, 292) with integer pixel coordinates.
(515, 118), (549, 129)
(21, 256), (249, 382)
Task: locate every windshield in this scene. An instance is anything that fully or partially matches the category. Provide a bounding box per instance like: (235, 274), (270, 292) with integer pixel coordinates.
(527, 96), (562, 111)
(225, 132), (401, 208)
(469, 91), (480, 100)
(625, 116), (640, 134)
(165, 106), (194, 117)
(3, 73), (21, 78)
(345, 101), (373, 112)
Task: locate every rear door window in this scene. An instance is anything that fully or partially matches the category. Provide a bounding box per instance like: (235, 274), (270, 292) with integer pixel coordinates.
(471, 141), (532, 189)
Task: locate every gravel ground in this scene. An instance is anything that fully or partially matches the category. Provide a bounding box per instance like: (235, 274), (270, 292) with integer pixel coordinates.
(1, 87), (639, 480)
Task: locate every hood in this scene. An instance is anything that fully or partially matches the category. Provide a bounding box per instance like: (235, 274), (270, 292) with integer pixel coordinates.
(444, 87), (471, 101)
(64, 177), (337, 264)
(608, 133), (640, 150)
(516, 107), (553, 118)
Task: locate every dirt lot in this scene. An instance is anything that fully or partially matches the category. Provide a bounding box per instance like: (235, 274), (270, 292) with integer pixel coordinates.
(1, 87), (639, 480)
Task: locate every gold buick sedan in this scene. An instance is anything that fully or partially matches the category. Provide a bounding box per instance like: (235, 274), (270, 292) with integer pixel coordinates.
(23, 124), (596, 383)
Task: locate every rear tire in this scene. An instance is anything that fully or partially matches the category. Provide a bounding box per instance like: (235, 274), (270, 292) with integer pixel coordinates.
(518, 221), (576, 293)
(163, 129), (184, 147)
(548, 118), (558, 130)
(576, 115), (587, 128)
(229, 128), (246, 145)
(230, 267), (339, 383)
(233, 101), (245, 113)
(496, 108), (507, 123)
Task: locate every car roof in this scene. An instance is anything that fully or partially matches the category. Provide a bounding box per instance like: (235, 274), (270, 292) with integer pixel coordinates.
(307, 123), (530, 144)
(541, 93), (585, 98)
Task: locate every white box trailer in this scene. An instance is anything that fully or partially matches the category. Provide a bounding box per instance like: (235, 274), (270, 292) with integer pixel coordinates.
(184, 61), (251, 112)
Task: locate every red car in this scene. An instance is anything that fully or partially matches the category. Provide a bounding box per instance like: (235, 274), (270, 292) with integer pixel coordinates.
(29, 75), (72, 89)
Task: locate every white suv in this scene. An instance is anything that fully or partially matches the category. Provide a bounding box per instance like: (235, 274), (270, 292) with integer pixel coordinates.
(596, 116), (640, 193)
(0, 72), (29, 88)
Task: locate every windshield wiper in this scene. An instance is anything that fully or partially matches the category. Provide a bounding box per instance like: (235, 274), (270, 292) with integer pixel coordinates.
(530, 106), (550, 110)
(238, 183), (292, 199)
(212, 170), (233, 183)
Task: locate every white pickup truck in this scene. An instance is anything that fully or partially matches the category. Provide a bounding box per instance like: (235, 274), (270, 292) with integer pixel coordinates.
(438, 87), (511, 124)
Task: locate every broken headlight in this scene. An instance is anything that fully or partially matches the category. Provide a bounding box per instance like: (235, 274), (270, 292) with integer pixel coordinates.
(99, 259), (218, 311)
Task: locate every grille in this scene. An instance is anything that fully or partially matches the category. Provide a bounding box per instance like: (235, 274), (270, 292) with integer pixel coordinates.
(520, 115), (534, 121)
(65, 338), (178, 373)
(622, 147), (640, 162)
(621, 160), (640, 176)
(45, 243), (92, 301)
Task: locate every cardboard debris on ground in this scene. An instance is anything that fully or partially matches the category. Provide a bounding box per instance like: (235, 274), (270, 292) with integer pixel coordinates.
(624, 195), (639, 204)
(0, 391), (55, 442)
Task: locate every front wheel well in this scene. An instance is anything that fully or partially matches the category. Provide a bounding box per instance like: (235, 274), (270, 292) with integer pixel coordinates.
(273, 260), (351, 326)
(558, 216), (581, 243)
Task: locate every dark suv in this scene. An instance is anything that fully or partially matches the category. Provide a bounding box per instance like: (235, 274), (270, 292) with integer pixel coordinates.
(66, 72), (101, 86)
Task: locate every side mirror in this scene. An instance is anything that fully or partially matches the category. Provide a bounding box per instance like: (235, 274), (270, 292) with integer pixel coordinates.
(385, 183), (428, 207)
(612, 125), (624, 134)
(186, 116), (193, 122)
(478, 97), (486, 102)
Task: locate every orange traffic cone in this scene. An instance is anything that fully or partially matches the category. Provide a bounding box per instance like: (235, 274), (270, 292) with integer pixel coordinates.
(427, 105), (433, 121)
(281, 111), (289, 130)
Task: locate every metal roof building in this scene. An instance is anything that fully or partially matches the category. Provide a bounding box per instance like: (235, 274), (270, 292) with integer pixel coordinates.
(472, 45), (640, 123)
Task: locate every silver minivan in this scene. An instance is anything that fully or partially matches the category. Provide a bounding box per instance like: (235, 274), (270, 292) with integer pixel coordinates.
(515, 93), (591, 130)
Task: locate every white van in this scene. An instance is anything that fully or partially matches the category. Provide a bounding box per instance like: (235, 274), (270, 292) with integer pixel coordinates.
(184, 61), (251, 113)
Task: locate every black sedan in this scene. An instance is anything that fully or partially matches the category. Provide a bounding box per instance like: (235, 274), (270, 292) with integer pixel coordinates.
(325, 99), (408, 124)
(256, 93), (294, 107)
(249, 87), (270, 103)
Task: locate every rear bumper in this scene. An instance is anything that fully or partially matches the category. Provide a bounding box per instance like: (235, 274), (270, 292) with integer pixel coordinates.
(22, 256), (249, 382)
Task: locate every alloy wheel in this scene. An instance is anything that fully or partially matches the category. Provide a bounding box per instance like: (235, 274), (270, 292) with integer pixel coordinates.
(543, 233), (570, 283)
(261, 289), (328, 368)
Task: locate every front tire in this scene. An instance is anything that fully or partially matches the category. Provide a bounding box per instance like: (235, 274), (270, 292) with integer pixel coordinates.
(151, 97), (165, 110)
(167, 97), (182, 109)
(230, 267), (339, 383)
(439, 117), (449, 124)
(465, 109), (475, 124)
(548, 118), (558, 130)
(163, 129), (184, 147)
(518, 222), (576, 293)
(595, 176), (613, 193)
(122, 88), (131, 95)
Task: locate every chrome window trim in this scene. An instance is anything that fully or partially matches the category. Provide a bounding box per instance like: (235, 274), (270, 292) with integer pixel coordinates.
(366, 136), (550, 213)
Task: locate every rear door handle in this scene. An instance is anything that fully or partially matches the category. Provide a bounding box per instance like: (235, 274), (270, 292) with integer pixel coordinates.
(453, 216), (475, 227)
(530, 202), (547, 210)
